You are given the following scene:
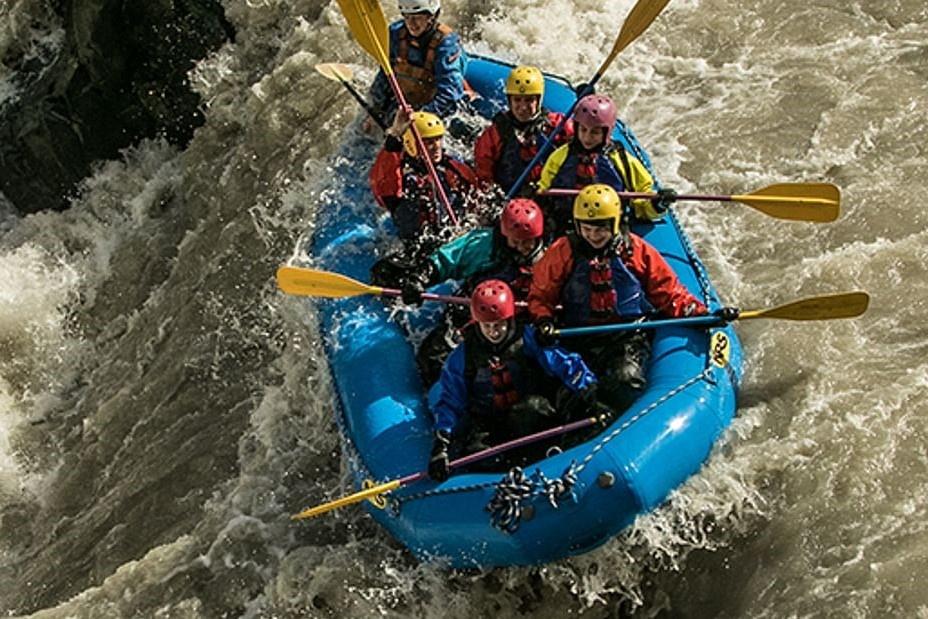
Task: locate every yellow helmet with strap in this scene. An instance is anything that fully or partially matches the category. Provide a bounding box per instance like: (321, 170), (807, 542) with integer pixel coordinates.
(573, 184), (623, 234)
(504, 66), (544, 98)
(402, 111), (445, 157)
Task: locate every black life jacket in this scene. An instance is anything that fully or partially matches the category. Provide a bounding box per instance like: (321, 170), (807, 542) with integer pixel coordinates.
(491, 110), (561, 191)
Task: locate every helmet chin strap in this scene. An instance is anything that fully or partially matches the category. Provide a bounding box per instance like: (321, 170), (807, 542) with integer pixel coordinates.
(511, 239), (543, 265)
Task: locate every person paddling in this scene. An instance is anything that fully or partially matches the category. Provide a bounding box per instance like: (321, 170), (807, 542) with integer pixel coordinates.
(363, 0), (468, 132)
(379, 198), (548, 384)
(473, 66), (574, 196)
(528, 185), (724, 412)
(536, 93), (675, 236)
(369, 108), (478, 257)
(427, 280), (604, 481)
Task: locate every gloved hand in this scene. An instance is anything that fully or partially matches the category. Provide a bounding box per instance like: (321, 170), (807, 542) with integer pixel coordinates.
(534, 318), (557, 346)
(652, 187), (678, 213)
(593, 401), (616, 425)
(401, 279), (425, 306)
(562, 383), (598, 420)
(428, 430), (452, 482)
(574, 82), (595, 97)
(465, 430), (493, 453)
(511, 395), (558, 418)
(683, 301), (708, 317)
(714, 306), (740, 322)
(370, 255), (412, 288)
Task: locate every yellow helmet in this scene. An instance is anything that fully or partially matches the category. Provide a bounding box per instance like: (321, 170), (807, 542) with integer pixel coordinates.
(504, 66), (544, 98)
(402, 111), (445, 157)
(573, 184), (623, 234)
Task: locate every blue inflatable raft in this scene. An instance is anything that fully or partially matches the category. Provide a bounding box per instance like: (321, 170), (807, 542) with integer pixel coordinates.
(304, 54), (743, 567)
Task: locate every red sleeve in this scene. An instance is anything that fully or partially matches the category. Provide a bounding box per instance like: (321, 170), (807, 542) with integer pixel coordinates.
(527, 237), (574, 320)
(449, 158), (478, 188)
(473, 124), (502, 189)
(626, 234), (706, 317)
(369, 147), (404, 208)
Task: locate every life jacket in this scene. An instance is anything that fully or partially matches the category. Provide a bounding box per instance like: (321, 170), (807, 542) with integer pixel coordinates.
(400, 155), (471, 229)
(561, 233), (651, 326)
(394, 23), (454, 108)
(550, 141), (634, 192)
(491, 111), (562, 191)
(463, 326), (536, 416)
(464, 229), (537, 302)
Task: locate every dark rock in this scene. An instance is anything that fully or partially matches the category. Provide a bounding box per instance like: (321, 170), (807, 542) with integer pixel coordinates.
(0, 0), (234, 214)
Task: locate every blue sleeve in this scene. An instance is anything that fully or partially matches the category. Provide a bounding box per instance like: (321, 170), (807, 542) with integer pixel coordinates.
(523, 326), (598, 393)
(422, 32), (467, 117)
(369, 23), (403, 113)
(429, 344), (469, 435)
(429, 228), (497, 282)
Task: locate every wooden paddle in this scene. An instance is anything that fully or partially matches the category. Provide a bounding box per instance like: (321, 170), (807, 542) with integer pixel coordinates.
(315, 62), (388, 130)
(276, 265), (469, 304)
(505, 0), (671, 199)
(554, 292), (870, 338)
(541, 182), (841, 223)
(291, 413), (605, 520)
(335, 0), (458, 225)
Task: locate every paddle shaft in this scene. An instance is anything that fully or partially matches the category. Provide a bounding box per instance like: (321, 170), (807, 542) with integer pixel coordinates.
(542, 188), (836, 206)
(291, 414), (602, 519)
(379, 287), (470, 305)
(556, 292), (869, 337)
(395, 414), (603, 486)
(556, 315), (723, 337)
(379, 62), (459, 227)
(336, 74), (388, 130)
(504, 90), (589, 200)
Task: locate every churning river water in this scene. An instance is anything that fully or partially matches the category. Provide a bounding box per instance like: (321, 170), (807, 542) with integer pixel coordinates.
(1, 0), (926, 616)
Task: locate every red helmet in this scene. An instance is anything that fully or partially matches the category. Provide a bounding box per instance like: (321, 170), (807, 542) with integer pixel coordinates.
(500, 198), (544, 241)
(471, 280), (515, 322)
(574, 94), (617, 132)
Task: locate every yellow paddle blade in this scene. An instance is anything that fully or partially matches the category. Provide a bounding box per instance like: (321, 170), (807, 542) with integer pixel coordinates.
(336, 0), (391, 73)
(276, 266), (384, 299)
(315, 62), (355, 83)
(597, 0), (671, 77)
(733, 183), (840, 222)
(291, 479), (402, 520)
(739, 292), (869, 321)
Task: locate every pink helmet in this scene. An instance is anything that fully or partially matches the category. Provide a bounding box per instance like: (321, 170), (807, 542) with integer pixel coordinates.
(471, 280), (516, 322)
(574, 94), (617, 132)
(500, 198), (544, 241)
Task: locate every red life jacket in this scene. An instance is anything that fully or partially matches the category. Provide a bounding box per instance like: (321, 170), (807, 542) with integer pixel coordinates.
(561, 233), (651, 326)
(492, 111), (564, 191)
(464, 328), (534, 415)
(488, 356), (520, 411)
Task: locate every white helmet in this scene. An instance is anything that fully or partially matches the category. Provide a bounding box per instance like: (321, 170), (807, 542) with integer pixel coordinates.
(398, 0), (440, 15)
